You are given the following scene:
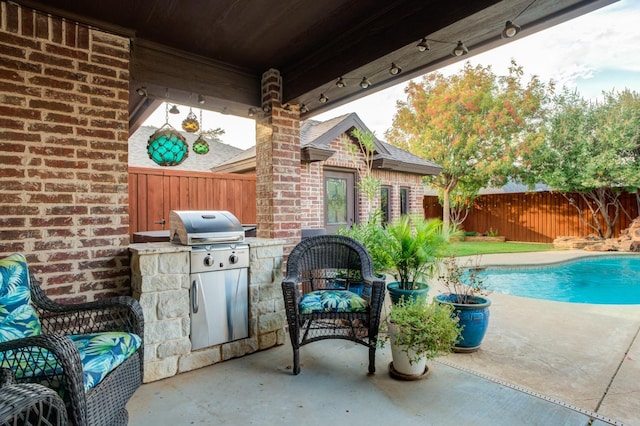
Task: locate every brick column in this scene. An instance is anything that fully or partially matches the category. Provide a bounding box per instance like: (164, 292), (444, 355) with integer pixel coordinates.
(255, 69), (301, 256)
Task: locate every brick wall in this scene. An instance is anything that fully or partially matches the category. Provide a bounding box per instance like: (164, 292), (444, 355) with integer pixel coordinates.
(0, 2), (131, 302)
(256, 69), (301, 256)
(300, 135), (424, 228)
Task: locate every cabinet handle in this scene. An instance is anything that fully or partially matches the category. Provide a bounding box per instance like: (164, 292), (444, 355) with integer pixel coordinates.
(191, 280), (199, 313)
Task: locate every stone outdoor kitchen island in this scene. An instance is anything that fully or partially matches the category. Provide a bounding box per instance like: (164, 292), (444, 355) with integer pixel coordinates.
(129, 238), (286, 383)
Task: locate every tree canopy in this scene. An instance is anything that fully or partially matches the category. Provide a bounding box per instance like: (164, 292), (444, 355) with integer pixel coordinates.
(518, 88), (640, 238)
(385, 61), (549, 231)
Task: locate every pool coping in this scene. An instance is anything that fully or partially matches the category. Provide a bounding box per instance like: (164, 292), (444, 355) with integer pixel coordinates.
(437, 249), (640, 426)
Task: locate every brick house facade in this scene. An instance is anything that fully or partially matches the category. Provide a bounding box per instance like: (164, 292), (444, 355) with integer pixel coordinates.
(0, 3), (131, 302)
(214, 113), (441, 232)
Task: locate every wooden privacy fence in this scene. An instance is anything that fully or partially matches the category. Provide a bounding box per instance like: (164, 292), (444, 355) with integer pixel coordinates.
(128, 167), (256, 236)
(424, 191), (640, 243)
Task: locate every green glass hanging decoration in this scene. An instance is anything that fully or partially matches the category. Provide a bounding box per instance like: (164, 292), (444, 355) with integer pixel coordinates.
(193, 136), (210, 154)
(192, 109), (209, 155)
(147, 103), (189, 166)
(182, 107), (200, 133)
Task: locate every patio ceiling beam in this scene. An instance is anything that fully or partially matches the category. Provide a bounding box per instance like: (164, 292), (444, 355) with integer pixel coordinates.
(281, 0), (499, 103)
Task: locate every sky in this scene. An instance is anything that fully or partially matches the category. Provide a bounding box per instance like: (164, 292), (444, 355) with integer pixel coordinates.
(144, 0), (640, 150)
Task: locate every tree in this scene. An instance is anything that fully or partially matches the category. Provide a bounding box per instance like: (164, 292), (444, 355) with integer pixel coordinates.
(342, 128), (381, 219)
(519, 89), (640, 238)
(386, 61), (549, 232)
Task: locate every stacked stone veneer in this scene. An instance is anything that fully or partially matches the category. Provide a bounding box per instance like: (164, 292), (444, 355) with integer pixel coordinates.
(129, 239), (285, 383)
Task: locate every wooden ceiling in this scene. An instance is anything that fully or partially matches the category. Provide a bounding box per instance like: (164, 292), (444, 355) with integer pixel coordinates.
(16, 0), (616, 133)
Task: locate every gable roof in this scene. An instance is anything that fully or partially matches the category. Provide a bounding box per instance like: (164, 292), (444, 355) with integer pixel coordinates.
(212, 112), (442, 176)
(129, 126), (243, 171)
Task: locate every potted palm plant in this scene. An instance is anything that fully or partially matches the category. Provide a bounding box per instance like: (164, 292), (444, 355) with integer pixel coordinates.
(384, 215), (449, 304)
(380, 297), (461, 379)
(435, 256), (492, 352)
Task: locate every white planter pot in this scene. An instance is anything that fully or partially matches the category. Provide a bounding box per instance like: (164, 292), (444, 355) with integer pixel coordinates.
(388, 322), (427, 376)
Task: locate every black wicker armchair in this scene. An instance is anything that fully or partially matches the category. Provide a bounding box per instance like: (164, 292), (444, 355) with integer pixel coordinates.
(282, 235), (386, 375)
(0, 254), (144, 426)
(1, 368), (68, 426)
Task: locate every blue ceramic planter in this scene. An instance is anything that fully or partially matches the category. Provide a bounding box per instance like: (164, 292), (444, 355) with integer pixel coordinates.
(387, 282), (429, 305)
(435, 294), (491, 352)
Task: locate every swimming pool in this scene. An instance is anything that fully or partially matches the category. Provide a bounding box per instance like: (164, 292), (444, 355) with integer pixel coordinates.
(475, 255), (640, 304)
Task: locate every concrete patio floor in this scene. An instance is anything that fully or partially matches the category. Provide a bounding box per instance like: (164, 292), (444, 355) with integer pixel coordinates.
(127, 250), (640, 425)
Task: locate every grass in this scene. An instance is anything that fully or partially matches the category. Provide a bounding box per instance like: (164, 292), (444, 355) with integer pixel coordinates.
(445, 241), (556, 257)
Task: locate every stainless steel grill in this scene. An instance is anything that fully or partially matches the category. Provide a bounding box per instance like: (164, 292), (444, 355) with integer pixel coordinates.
(169, 210), (249, 350)
(169, 210), (245, 246)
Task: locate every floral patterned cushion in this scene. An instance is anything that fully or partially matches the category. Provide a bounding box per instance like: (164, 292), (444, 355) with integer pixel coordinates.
(0, 253), (42, 342)
(2, 331), (142, 392)
(299, 290), (368, 314)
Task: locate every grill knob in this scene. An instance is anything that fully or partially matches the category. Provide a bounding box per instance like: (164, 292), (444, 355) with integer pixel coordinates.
(229, 253), (238, 264)
(203, 254), (214, 266)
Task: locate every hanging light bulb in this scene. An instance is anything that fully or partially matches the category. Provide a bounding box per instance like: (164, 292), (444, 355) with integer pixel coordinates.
(169, 104), (180, 114)
(416, 38), (430, 52)
(248, 107), (257, 117)
(300, 104), (309, 114)
(501, 21), (521, 38)
(336, 77), (346, 88)
(197, 94), (206, 104)
(389, 63), (402, 75)
(319, 93), (328, 104)
(452, 41), (469, 57)
(359, 77), (371, 89)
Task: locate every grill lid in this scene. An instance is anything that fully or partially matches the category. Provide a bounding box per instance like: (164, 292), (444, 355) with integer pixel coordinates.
(169, 210), (244, 245)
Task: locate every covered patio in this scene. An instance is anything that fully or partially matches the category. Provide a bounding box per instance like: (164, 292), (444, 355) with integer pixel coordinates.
(1, 1), (633, 425)
(126, 251), (640, 426)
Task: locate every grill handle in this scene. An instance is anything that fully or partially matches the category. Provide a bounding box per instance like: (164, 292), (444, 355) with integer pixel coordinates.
(191, 279), (199, 313)
(188, 235), (243, 245)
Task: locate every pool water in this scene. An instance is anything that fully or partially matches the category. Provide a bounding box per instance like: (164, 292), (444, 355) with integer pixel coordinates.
(475, 255), (640, 304)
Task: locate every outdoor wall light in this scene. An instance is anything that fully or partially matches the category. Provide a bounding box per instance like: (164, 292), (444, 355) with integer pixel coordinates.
(300, 104), (309, 113)
(319, 93), (329, 103)
(360, 77), (371, 89)
(136, 86), (148, 97)
(502, 21), (521, 38)
(197, 94), (206, 104)
(248, 107), (257, 117)
(389, 63), (402, 75)
(262, 104), (271, 113)
(416, 38), (430, 52)
(336, 77), (346, 88)
(452, 41), (469, 57)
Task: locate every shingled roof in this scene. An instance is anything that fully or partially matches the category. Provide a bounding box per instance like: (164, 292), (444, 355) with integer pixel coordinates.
(212, 113), (442, 176)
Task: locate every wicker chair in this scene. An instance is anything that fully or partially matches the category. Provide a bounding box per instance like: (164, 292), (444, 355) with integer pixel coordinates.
(0, 254), (144, 426)
(1, 368), (68, 426)
(282, 235), (386, 375)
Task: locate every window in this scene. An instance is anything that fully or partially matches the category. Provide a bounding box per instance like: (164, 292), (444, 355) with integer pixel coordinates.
(400, 187), (409, 215)
(380, 186), (391, 223)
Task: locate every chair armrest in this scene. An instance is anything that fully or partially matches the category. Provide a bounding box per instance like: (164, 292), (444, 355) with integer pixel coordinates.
(0, 334), (87, 425)
(0, 382), (69, 426)
(31, 277), (144, 338)
(0, 368), (16, 387)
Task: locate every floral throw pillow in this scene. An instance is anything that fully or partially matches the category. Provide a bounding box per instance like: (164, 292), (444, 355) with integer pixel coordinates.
(0, 253), (42, 342)
(299, 290), (368, 314)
